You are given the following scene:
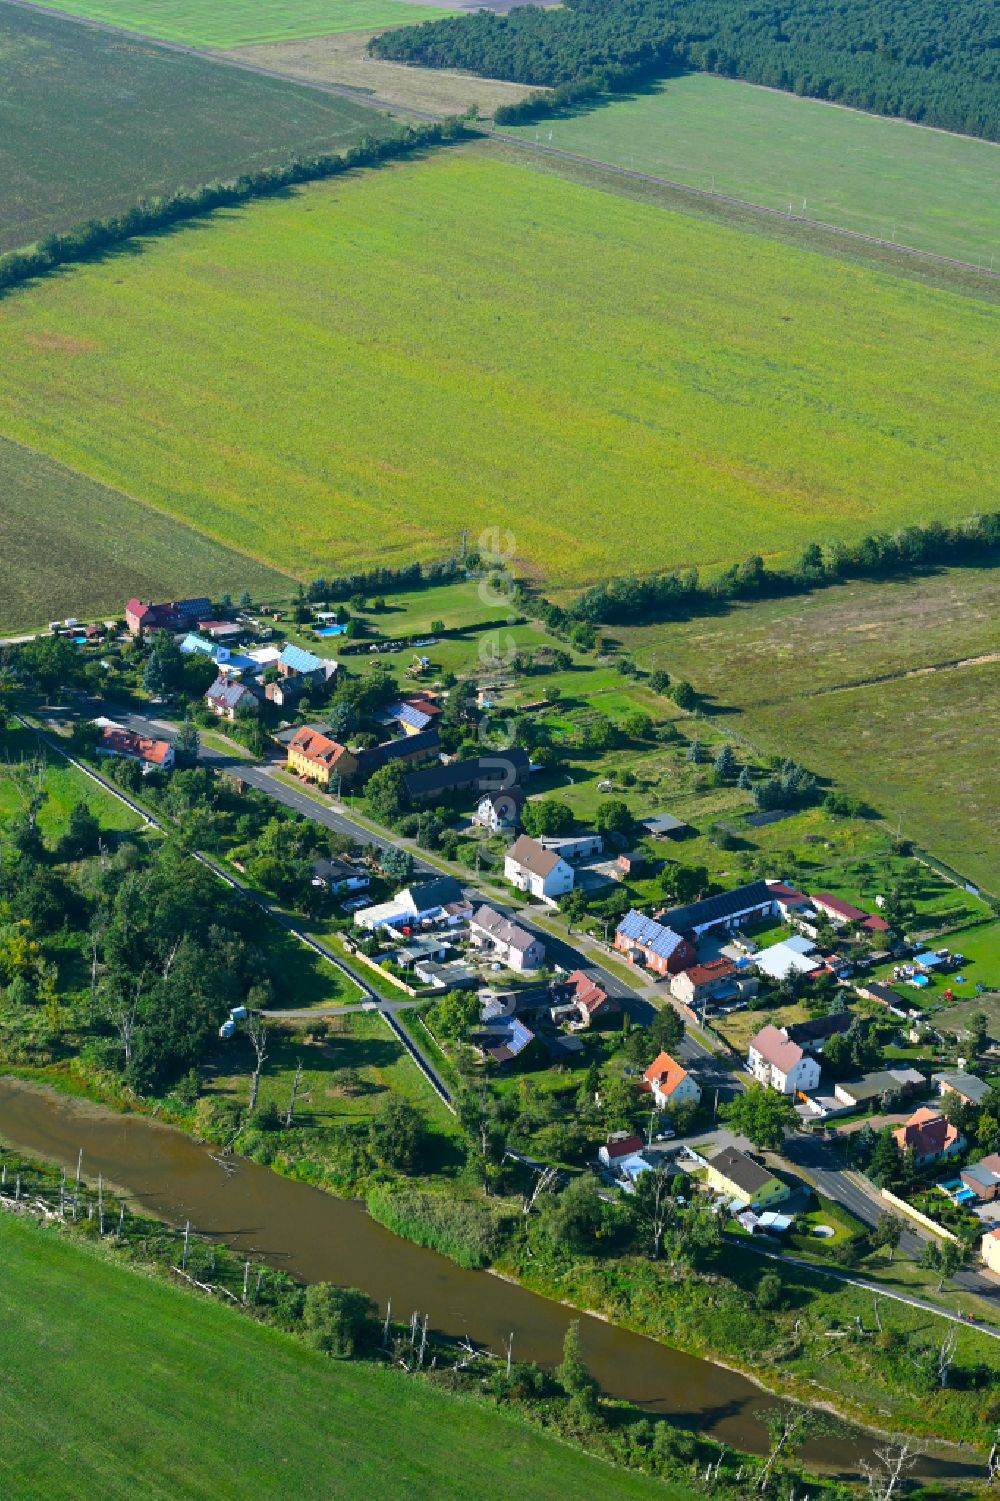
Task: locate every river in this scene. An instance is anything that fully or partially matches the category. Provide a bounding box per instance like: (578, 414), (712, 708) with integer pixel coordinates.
(0, 1076), (979, 1482)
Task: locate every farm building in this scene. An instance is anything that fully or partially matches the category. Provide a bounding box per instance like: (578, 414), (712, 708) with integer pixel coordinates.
(833, 1067), (926, 1110)
(753, 935), (821, 982)
(659, 879), (775, 939)
(640, 813), (690, 839)
(403, 747), (529, 803)
(810, 893), (889, 934)
(615, 910), (695, 977)
(125, 596), (210, 637)
(933, 1072), (993, 1109)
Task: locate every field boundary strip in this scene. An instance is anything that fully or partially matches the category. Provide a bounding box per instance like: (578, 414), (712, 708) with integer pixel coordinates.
(488, 130), (1000, 279)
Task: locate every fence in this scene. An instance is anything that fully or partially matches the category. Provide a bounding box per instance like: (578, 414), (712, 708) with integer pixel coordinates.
(880, 1187), (958, 1242)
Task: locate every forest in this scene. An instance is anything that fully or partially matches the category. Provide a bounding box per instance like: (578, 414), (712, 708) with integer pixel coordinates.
(370, 0), (1000, 140)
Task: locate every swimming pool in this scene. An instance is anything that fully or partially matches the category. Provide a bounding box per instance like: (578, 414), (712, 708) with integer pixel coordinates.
(315, 625), (346, 637)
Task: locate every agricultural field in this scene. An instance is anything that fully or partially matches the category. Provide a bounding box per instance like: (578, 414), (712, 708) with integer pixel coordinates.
(0, 151), (996, 591)
(0, 1214), (676, 1501)
(619, 569), (1000, 895)
(30, 0), (456, 47)
(0, 2), (397, 254)
(223, 30), (539, 119)
(503, 74), (1000, 265)
(0, 436), (288, 634)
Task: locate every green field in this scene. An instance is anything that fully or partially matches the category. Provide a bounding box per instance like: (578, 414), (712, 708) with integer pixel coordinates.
(35, 0), (455, 47)
(0, 150), (996, 591)
(0, 435), (288, 633)
(0, 1214), (677, 1501)
(0, 2), (398, 254)
(505, 74), (1000, 265)
(619, 568), (1000, 893)
(0, 726), (143, 837)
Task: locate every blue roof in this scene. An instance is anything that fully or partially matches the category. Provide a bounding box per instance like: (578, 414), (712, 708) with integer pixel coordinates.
(180, 633), (216, 657)
(279, 643), (324, 675)
(616, 909), (686, 961)
(396, 703), (432, 730)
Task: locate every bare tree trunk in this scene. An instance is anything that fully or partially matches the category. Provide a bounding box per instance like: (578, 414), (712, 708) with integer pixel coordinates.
(285, 1058), (304, 1128)
(245, 1014), (268, 1113)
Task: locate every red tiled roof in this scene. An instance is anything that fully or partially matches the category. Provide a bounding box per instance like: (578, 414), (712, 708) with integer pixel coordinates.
(811, 893), (868, 922)
(679, 957), (736, 987)
(603, 1134), (644, 1159)
(101, 726), (171, 765)
(564, 969), (610, 1016)
(862, 914), (891, 932)
(643, 1051), (690, 1098)
(289, 726), (348, 768)
(893, 1107), (959, 1158)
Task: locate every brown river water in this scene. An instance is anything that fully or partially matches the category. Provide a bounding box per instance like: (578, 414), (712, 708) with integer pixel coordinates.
(0, 1077), (980, 1483)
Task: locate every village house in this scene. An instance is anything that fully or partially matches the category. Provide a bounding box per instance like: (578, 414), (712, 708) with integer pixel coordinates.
(205, 676), (258, 721)
(97, 725), (174, 774)
(981, 1227), (1000, 1277)
(670, 957), (739, 1008)
(277, 642), (337, 686)
(286, 726), (357, 788)
(504, 835), (574, 903)
(310, 858), (370, 894)
(468, 904), (546, 972)
(382, 696), (441, 736)
(659, 879), (775, 940)
(704, 1147), (790, 1209)
(355, 729), (441, 782)
(893, 1107), (965, 1165)
(354, 877), (471, 932)
(472, 787), (524, 832)
(598, 1132), (645, 1169)
(615, 910), (696, 977)
(747, 1025), (821, 1095)
(643, 1051), (701, 1111)
(933, 1071), (994, 1110)
(549, 970), (618, 1030)
(125, 596), (211, 637)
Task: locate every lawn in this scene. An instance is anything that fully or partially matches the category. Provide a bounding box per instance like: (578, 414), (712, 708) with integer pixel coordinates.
(0, 726), (143, 839)
(619, 569), (1000, 896)
(0, 2), (397, 255)
(504, 73), (1000, 265)
(0, 435), (288, 634)
(0, 150), (996, 590)
(31, 0), (456, 47)
(0, 1214), (677, 1501)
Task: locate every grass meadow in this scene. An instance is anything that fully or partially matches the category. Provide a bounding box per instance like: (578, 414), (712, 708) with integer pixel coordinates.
(619, 568), (1000, 894)
(0, 1214), (678, 1501)
(0, 436), (288, 633)
(36, 0), (455, 47)
(504, 74), (1000, 265)
(0, 150), (996, 589)
(0, 4), (396, 254)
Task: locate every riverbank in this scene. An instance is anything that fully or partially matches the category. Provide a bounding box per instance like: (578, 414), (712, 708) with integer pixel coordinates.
(0, 1073), (990, 1487)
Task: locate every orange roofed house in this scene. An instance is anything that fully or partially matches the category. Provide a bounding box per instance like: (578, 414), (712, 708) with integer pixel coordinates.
(643, 1051), (702, 1111)
(287, 726), (357, 788)
(893, 1107), (965, 1166)
(98, 725), (174, 774)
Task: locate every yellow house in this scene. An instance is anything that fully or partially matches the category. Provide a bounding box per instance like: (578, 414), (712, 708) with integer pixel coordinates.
(705, 1146), (790, 1208)
(287, 726), (356, 788)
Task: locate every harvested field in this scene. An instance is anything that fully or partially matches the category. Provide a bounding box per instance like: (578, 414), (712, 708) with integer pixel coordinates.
(0, 435), (288, 633)
(502, 73), (1000, 265)
(620, 569), (1000, 895)
(29, 0), (456, 46)
(0, 1), (396, 254)
(0, 151), (996, 593)
(223, 30), (539, 118)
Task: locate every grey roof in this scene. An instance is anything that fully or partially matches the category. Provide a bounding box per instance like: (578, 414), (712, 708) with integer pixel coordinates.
(641, 813), (688, 835)
(709, 1147), (777, 1197)
(507, 834), (563, 878)
(661, 879), (773, 934)
(207, 676), (253, 711)
(355, 729), (440, 778)
(405, 748), (529, 801)
(934, 1072), (993, 1106)
(402, 877), (466, 913)
(471, 904), (539, 953)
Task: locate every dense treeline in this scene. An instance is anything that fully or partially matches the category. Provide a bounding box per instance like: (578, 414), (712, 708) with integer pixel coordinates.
(555, 512), (1000, 626)
(371, 0), (1000, 140)
(0, 121), (468, 295)
(305, 557), (464, 603)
